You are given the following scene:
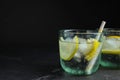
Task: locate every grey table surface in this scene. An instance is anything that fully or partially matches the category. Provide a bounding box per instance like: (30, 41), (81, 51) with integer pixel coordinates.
(34, 68), (120, 80)
(0, 48), (119, 80)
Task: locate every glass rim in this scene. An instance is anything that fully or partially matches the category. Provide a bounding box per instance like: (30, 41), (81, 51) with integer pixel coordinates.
(59, 29), (101, 34)
(104, 28), (120, 29)
(104, 28), (120, 32)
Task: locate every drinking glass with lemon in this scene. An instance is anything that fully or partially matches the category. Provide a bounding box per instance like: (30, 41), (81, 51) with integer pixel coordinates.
(101, 28), (120, 68)
(59, 29), (103, 75)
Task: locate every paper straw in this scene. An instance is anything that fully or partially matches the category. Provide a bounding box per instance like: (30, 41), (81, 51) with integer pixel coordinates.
(85, 21), (106, 74)
(96, 21), (106, 40)
(98, 21), (106, 33)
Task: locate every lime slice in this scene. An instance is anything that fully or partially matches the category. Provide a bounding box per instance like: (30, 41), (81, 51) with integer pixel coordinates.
(85, 40), (100, 61)
(102, 50), (120, 54)
(59, 36), (79, 61)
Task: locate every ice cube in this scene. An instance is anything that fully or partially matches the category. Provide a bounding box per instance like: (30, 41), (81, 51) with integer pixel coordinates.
(79, 38), (87, 44)
(79, 43), (93, 55)
(103, 38), (119, 50)
(79, 43), (88, 53)
(74, 51), (82, 62)
(65, 38), (73, 42)
(65, 36), (79, 43)
(78, 38), (93, 55)
(74, 42), (93, 62)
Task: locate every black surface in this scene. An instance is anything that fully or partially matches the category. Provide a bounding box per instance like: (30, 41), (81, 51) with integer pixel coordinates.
(0, 47), (60, 80)
(0, 48), (120, 80)
(34, 69), (120, 80)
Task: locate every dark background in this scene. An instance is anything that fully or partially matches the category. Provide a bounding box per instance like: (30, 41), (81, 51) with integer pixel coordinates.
(1, 0), (120, 80)
(1, 0), (120, 48)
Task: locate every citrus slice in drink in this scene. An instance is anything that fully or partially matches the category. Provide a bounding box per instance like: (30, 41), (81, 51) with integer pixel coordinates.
(102, 35), (120, 54)
(85, 39), (100, 61)
(59, 36), (79, 61)
(102, 50), (120, 54)
(107, 36), (120, 38)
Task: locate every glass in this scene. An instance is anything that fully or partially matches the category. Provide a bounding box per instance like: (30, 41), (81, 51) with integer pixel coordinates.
(58, 29), (103, 75)
(101, 28), (120, 68)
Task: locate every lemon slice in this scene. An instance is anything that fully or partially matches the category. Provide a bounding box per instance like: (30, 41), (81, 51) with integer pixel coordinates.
(85, 40), (100, 61)
(59, 36), (79, 61)
(107, 36), (120, 38)
(102, 50), (120, 54)
(102, 36), (120, 54)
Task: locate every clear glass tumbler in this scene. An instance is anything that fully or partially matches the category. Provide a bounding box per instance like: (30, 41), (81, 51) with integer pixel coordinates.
(59, 29), (103, 75)
(101, 28), (120, 68)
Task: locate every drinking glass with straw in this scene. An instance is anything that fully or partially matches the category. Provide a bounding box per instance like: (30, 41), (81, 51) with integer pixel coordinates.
(58, 21), (106, 75)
